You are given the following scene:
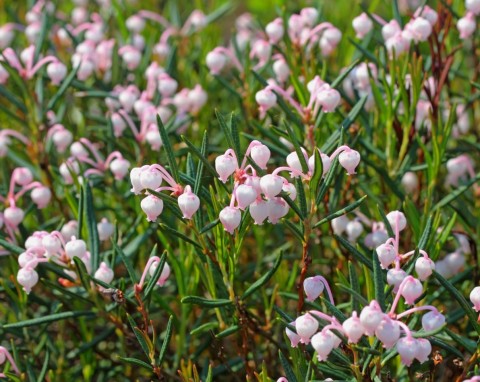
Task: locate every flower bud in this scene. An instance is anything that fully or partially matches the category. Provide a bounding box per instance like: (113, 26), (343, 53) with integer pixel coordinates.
(342, 312), (364, 343)
(338, 149), (360, 175)
(215, 154), (237, 183)
(346, 220), (363, 242)
(94, 262), (114, 285)
(286, 149), (308, 176)
(387, 268), (407, 292)
(97, 218), (114, 241)
(316, 85), (341, 113)
(126, 15), (146, 33)
(47, 61), (67, 85)
(140, 167), (163, 190)
(295, 313), (319, 344)
(400, 277), (423, 305)
(141, 195), (164, 222)
(285, 322), (301, 347)
(376, 243), (396, 269)
(375, 317), (400, 348)
(61, 220), (78, 242)
(187, 85), (208, 114)
(206, 50), (227, 75)
(52, 127), (73, 153)
(414, 6), (438, 26)
(470, 286), (480, 312)
(457, 13), (476, 39)
(121, 47), (141, 70)
(157, 74), (178, 97)
(414, 338), (432, 363)
(250, 142), (271, 169)
(406, 17), (432, 42)
(13, 167), (33, 186)
(266, 18), (284, 43)
(145, 126), (162, 151)
(352, 13), (373, 38)
(65, 236), (87, 259)
(260, 174), (285, 198)
(235, 184), (257, 210)
(466, 0), (480, 15)
(422, 310), (445, 331)
(255, 89), (277, 116)
(304, 276), (325, 302)
(4, 206), (25, 227)
(415, 256), (435, 281)
(331, 215), (349, 235)
(148, 260), (171, 286)
(273, 59), (290, 82)
(31, 186), (52, 209)
(401, 171), (419, 193)
(396, 337), (417, 366)
(249, 199), (269, 225)
(359, 301), (384, 336)
(386, 211), (407, 232)
(178, 185), (200, 219)
(110, 158), (130, 180)
(219, 206), (241, 234)
(267, 197), (289, 224)
(311, 331), (334, 361)
(17, 267), (39, 293)
(382, 20), (401, 41)
(111, 113), (127, 137)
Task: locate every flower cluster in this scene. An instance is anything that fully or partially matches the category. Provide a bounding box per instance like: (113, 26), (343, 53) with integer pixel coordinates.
(130, 164), (200, 222)
(215, 141), (360, 233)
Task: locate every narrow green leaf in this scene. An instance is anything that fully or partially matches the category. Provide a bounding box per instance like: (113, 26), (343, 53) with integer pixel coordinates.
(418, 214), (433, 250)
(157, 114), (179, 182)
(112, 241), (136, 284)
(73, 256), (91, 292)
(118, 357), (153, 371)
(159, 224), (202, 249)
(335, 235), (373, 270)
(243, 251), (283, 299)
(372, 251), (386, 311)
(230, 112), (241, 162)
(181, 135), (218, 179)
(279, 350), (298, 382)
(348, 262), (362, 312)
(0, 238), (24, 255)
(377, 205), (394, 238)
(181, 296), (232, 307)
(83, 183), (100, 271)
(158, 315), (174, 364)
(3, 311), (95, 329)
(433, 173), (480, 211)
(215, 325), (239, 339)
(310, 148), (323, 198)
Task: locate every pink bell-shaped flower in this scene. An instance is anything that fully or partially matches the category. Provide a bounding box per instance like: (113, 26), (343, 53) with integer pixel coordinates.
(219, 206), (241, 234)
(267, 197), (289, 224)
(206, 50), (227, 75)
(470, 286), (480, 312)
(375, 316), (400, 349)
(149, 260), (171, 286)
(178, 186), (200, 219)
(376, 243), (396, 269)
(140, 166), (163, 190)
(42, 234), (62, 255)
(110, 158), (130, 180)
(422, 310), (445, 332)
(387, 268), (407, 293)
(338, 149), (361, 175)
(457, 13), (476, 39)
(414, 338), (432, 363)
(17, 267), (39, 294)
(215, 154), (237, 183)
(352, 13), (373, 38)
(97, 218), (114, 241)
(235, 184), (257, 210)
(386, 210), (407, 232)
(47, 61), (67, 85)
(31, 186), (52, 209)
(316, 85), (341, 113)
(304, 276), (325, 302)
(282, 183), (296, 200)
(342, 311), (364, 343)
(285, 322), (301, 347)
(94, 262), (114, 285)
(13, 167), (33, 185)
(415, 256), (435, 281)
(65, 236), (87, 259)
(260, 174), (285, 198)
(311, 331), (335, 361)
(400, 276), (423, 305)
(250, 142), (271, 169)
(255, 88), (277, 117)
(265, 18), (284, 44)
(396, 337), (417, 366)
(249, 199), (269, 225)
(286, 149), (308, 176)
(295, 313), (319, 344)
(141, 195), (164, 222)
(359, 301), (384, 336)
(467, 0), (480, 14)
